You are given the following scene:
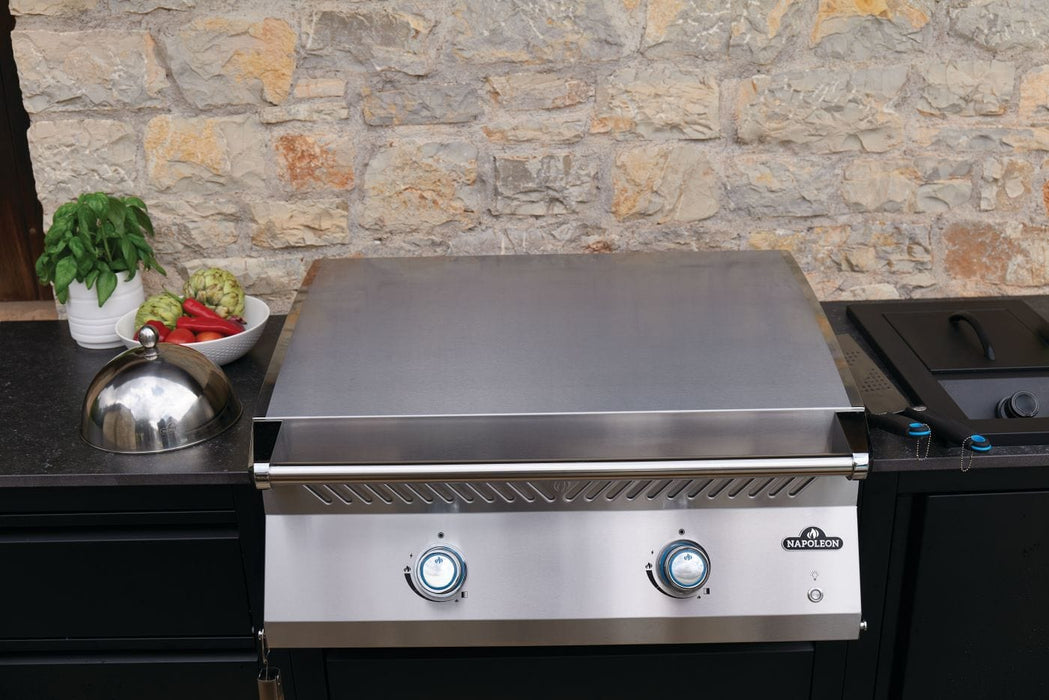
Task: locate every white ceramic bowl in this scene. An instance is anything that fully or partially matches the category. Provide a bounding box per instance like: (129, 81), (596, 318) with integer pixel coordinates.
(116, 295), (270, 366)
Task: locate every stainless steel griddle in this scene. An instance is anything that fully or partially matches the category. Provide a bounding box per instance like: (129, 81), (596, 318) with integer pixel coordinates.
(253, 251), (867, 648)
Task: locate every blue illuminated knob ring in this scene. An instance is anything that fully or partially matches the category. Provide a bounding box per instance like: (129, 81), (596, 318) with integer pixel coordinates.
(657, 540), (710, 596)
(413, 545), (467, 601)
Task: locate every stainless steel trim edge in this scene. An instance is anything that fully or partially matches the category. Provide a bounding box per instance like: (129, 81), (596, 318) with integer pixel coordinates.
(254, 260), (318, 420)
(262, 455), (860, 486)
(780, 251), (866, 413)
(264, 408), (860, 468)
(265, 614), (863, 648)
(836, 411), (870, 480)
(265, 474), (857, 514)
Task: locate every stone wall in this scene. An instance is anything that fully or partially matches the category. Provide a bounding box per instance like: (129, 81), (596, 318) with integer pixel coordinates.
(11, 0), (1049, 309)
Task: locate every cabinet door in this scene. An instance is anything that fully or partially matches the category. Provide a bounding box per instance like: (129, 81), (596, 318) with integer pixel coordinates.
(900, 491), (1049, 699)
(0, 511), (252, 640)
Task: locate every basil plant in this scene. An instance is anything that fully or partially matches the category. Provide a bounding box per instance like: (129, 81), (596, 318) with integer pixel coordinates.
(34, 193), (166, 306)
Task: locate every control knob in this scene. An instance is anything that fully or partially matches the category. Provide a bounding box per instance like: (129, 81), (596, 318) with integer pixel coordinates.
(996, 390), (1039, 419)
(411, 545), (467, 601)
(656, 540), (710, 597)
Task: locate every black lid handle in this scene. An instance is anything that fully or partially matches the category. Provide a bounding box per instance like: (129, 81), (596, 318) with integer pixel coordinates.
(949, 312), (995, 361)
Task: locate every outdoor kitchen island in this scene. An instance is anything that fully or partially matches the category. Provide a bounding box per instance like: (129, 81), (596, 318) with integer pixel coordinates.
(0, 316), (278, 700)
(832, 299), (1049, 700)
(1, 298), (1047, 700)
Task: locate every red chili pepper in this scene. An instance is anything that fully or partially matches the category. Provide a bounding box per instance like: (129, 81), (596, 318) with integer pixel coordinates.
(176, 315), (243, 336)
(182, 297), (225, 320)
(135, 319), (170, 341)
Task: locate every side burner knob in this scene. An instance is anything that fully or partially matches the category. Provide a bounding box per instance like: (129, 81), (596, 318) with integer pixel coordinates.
(411, 546), (467, 601)
(656, 540), (710, 597)
(996, 390), (1039, 419)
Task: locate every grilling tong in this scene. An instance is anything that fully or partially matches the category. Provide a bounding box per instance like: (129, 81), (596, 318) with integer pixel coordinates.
(837, 334), (991, 452)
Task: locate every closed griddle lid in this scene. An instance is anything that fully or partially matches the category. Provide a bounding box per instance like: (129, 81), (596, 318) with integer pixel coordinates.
(259, 252), (860, 465)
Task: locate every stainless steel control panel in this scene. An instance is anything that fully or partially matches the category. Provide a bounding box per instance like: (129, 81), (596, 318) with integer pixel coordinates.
(264, 500), (861, 648)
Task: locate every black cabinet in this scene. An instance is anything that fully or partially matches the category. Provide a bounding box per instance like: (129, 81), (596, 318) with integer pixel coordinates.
(0, 485), (263, 700)
(900, 490), (1049, 699)
(848, 469), (1049, 700)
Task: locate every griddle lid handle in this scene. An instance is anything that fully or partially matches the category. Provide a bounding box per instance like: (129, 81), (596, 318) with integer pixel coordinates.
(949, 312), (995, 361)
(254, 454), (867, 487)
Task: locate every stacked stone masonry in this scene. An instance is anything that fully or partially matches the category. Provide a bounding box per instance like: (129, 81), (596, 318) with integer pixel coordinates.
(11, 0), (1049, 308)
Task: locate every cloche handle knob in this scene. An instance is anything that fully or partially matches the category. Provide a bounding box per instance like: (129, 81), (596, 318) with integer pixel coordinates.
(137, 324), (160, 359)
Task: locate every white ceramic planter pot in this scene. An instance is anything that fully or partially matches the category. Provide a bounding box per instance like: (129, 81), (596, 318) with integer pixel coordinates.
(65, 275), (145, 349)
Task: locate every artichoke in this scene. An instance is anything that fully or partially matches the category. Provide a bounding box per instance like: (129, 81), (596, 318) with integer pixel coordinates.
(183, 267), (245, 319)
(135, 293), (183, 330)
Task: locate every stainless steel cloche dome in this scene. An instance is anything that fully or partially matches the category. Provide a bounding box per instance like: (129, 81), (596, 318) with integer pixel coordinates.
(80, 324), (242, 453)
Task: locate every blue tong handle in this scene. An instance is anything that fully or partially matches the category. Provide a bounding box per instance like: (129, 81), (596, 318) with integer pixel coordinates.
(902, 407), (992, 452)
(869, 411), (931, 439)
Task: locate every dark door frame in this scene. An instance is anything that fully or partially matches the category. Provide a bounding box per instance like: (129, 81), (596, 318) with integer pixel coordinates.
(0, 0), (46, 301)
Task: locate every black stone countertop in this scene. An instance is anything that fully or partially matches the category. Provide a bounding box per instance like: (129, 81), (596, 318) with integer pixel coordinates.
(826, 298), (1049, 473)
(3, 298), (1049, 487)
(0, 314), (284, 487)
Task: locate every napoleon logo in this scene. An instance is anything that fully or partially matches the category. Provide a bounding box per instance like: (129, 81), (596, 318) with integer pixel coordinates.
(782, 526), (843, 551)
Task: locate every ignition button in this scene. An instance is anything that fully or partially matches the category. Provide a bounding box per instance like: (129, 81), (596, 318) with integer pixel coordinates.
(808, 588), (824, 603)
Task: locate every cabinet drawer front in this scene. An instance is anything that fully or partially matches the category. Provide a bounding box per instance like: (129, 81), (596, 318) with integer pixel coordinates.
(0, 524), (251, 640)
(327, 644), (814, 699)
(0, 652), (256, 700)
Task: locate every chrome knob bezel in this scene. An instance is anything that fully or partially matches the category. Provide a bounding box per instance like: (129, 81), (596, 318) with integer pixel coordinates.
(410, 545), (467, 601)
(655, 539), (710, 598)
